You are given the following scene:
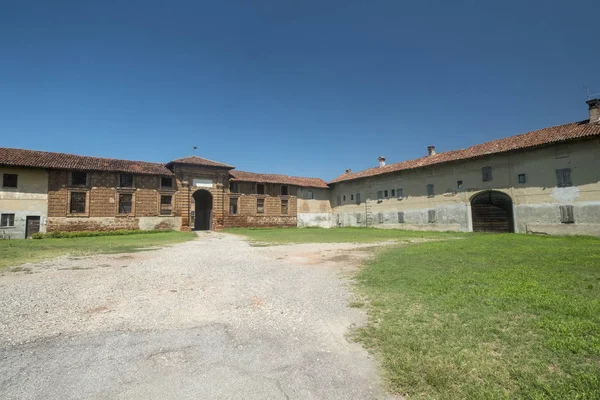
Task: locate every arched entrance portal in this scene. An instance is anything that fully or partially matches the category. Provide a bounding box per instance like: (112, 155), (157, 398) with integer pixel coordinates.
(192, 189), (213, 230)
(471, 191), (514, 233)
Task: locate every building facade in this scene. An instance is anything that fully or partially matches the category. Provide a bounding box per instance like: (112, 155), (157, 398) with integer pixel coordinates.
(1, 99), (599, 237)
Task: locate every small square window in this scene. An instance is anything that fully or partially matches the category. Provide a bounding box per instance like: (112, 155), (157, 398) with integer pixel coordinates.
(2, 174), (18, 188)
(257, 198), (265, 213)
(229, 197), (238, 215)
(281, 199), (288, 214)
(426, 184), (434, 197)
(518, 174), (527, 184)
(281, 185), (288, 196)
(160, 195), (172, 215)
(0, 213), (15, 227)
(482, 166), (492, 182)
(256, 184), (265, 195)
(118, 193), (133, 214)
(120, 174), (134, 188)
(71, 171), (87, 186)
(457, 180), (463, 190)
(161, 177), (173, 188)
(70, 192), (87, 213)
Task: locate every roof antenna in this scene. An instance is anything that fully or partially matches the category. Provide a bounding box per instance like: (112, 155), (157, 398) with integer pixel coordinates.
(193, 146), (197, 155)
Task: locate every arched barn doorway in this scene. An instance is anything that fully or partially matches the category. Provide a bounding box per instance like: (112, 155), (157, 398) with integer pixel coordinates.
(471, 191), (514, 233)
(192, 189), (213, 230)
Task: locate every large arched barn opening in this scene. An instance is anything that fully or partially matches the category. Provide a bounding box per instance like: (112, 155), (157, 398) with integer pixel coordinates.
(192, 189), (213, 230)
(470, 191), (514, 233)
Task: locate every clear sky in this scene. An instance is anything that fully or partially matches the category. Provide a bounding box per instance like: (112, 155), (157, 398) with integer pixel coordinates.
(1, 1), (598, 181)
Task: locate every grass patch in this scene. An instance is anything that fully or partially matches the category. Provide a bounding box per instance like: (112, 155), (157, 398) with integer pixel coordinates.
(224, 227), (462, 244)
(0, 231), (196, 269)
(353, 234), (600, 399)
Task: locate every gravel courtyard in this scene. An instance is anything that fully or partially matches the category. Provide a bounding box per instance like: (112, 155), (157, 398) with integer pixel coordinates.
(0, 233), (394, 400)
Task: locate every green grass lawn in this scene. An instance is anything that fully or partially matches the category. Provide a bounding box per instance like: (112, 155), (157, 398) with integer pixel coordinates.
(354, 234), (600, 399)
(0, 231), (196, 269)
(224, 227), (463, 244)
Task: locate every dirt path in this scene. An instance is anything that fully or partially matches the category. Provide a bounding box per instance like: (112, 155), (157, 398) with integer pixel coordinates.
(0, 233), (396, 400)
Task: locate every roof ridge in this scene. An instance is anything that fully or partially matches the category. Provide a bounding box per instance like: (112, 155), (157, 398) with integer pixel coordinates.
(233, 169), (327, 181)
(0, 146), (165, 166)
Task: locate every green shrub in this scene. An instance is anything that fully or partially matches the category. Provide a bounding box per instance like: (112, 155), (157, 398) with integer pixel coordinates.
(31, 229), (175, 239)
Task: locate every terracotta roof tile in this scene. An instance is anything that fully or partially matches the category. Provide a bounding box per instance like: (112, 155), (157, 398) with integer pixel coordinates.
(169, 155), (234, 169)
(230, 170), (329, 188)
(330, 120), (600, 184)
(0, 147), (173, 176)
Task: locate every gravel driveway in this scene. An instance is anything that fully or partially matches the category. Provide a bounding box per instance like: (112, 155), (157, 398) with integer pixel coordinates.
(0, 233), (393, 400)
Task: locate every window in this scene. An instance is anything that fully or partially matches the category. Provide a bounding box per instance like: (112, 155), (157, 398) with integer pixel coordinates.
(2, 174), (17, 188)
(119, 174), (133, 188)
(350, 194), (354, 201)
(397, 212), (404, 223)
(396, 188), (404, 199)
(229, 197), (238, 215)
(391, 189), (395, 197)
(281, 185), (288, 196)
(428, 209), (436, 223)
(0, 213), (15, 227)
(556, 168), (572, 187)
(559, 205), (575, 224)
(356, 213), (363, 224)
(306, 191), (313, 199)
(426, 184), (434, 197)
(71, 171), (87, 186)
(160, 195), (172, 215)
(281, 199), (288, 214)
(384, 190), (388, 198)
(518, 174), (527, 184)
(336, 195), (341, 206)
(118, 193), (133, 214)
(257, 198), (265, 213)
(377, 190), (383, 200)
(161, 177), (173, 188)
(70, 192), (86, 213)
(378, 213), (384, 223)
(482, 166), (492, 182)
(229, 181), (239, 193)
(457, 180), (463, 190)
(256, 184), (265, 195)
(355, 193), (361, 204)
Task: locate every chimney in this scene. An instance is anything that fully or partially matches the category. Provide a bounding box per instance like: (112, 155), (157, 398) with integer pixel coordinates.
(345, 168), (352, 174)
(427, 146), (436, 156)
(378, 156), (386, 167)
(587, 98), (600, 124)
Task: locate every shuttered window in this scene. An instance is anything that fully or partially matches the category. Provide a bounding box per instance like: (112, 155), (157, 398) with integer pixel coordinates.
(482, 166), (492, 182)
(397, 212), (404, 223)
(377, 190), (383, 200)
(397, 188), (404, 198)
(355, 193), (361, 204)
(559, 205), (575, 224)
(556, 169), (572, 187)
(426, 184), (434, 197)
(428, 210), (436, 223)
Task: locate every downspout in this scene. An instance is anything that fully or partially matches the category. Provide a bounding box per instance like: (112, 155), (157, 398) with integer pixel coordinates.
(222, 173), (225, 229)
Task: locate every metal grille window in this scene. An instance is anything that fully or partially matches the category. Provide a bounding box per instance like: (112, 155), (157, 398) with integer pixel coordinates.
(71, 171), (87, 186)
(428, 209), (436, 223)
(518, 174), (527, 184)
(0, 213), (15, 227)
(70, 192), (86, 213)
(426, 184), (434, 197)
(281, 185), (288, 196)
(161, 177), (173, 188)
(2, 174), (17, 188)
(118, 194), (133, 214)
(281, 199), (288, 214)
(559, 205), (575, 224)
(160, 195), (172, 215)
(229, 197), (238, 215)
(397, 212), (404, 223)
(256, 184), (265, 195)
(257, 198), (265, 213)
(120, 174), (133, 188)
(556, 168), (572, 187)
(482, 166), (493, 182)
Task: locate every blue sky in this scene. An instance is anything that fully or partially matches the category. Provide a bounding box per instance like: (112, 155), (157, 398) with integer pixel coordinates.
(1, 1), (598, 181)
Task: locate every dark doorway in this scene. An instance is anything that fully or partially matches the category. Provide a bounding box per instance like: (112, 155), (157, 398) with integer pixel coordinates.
(25, 216), (41, 238)
(193, 190), (213, 230)
(471, 191), (514, 233)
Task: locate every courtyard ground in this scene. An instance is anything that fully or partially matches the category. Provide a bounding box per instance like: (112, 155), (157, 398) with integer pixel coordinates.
(232, 228), (600, 399)
(0, 232), (396, 400)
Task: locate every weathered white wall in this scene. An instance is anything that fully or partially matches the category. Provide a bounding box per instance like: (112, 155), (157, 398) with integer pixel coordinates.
(297, 187), (334, 228)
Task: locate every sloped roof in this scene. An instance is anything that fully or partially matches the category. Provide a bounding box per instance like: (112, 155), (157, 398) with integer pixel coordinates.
(330, 120), (600, 184)
(230, 170), (329, 188)
(168, 155), (234, 169)
(0, 147), (173, 176)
